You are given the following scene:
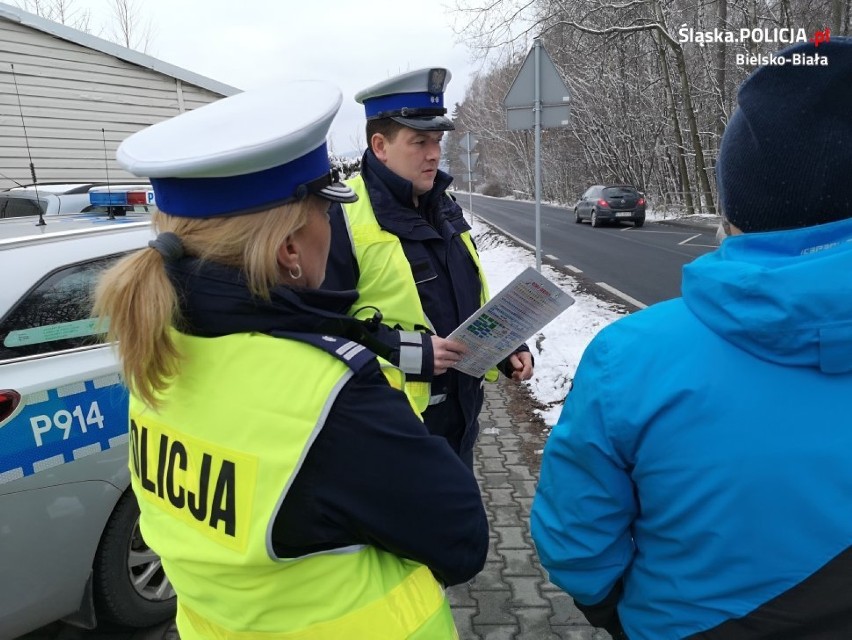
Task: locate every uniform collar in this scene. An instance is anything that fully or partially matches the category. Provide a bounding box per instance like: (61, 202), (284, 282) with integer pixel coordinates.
(166, 258), (360, 338)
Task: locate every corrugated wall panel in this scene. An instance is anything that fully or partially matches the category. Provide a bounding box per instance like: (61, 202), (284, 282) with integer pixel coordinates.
(0, 18), (226, 189)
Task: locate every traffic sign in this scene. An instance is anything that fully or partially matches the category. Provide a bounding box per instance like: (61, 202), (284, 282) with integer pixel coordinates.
(501, 39), (571, 272)
(503, 43), (571, 131)
(460, 152), (479, 170)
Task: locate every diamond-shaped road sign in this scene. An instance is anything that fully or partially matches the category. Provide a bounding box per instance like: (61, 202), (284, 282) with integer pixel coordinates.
(460, 132), (478, 151)
(503, 43), (571, 131)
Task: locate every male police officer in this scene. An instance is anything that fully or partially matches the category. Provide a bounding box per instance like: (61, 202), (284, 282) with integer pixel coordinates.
(323, 68), (533, 468)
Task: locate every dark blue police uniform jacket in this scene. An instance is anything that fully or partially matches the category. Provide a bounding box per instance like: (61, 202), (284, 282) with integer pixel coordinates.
(323, 150), (530, 463)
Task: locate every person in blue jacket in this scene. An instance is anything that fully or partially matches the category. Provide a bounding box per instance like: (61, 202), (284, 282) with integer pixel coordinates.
(322, 68), (533, 468)
(531, 38), (852, 640)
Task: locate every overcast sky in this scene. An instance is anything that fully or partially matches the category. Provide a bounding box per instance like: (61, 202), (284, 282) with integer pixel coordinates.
(73, 0), (485, 154)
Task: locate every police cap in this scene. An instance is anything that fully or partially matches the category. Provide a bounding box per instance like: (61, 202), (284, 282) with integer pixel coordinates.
(116, 81), (357, 218)
(355, 67), (454, 132)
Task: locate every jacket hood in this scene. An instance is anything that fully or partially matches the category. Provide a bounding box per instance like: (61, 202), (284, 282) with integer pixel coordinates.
(683, 217), (852, 373)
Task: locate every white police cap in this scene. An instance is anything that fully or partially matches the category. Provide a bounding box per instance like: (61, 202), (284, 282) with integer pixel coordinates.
(116, 81), (357, 218)
(355, 67), (454, 132)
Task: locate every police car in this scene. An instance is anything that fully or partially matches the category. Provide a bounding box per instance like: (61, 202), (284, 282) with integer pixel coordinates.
(0, 207), (176, 636)
(0, 182), (154, 219)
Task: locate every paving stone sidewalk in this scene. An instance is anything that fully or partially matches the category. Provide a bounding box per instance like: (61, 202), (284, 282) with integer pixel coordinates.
(447, 381), (612, 640)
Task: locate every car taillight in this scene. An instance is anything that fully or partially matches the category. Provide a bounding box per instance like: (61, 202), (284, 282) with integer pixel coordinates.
(0, 390), (21, 422)
(638, 198), (646, 206)
(597, 199), (609, 207)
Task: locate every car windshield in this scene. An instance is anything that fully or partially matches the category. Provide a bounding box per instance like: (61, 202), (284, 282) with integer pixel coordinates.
(603, 187), (638, 197)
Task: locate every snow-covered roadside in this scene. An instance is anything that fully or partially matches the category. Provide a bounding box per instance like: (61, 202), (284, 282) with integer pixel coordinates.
(470, 216), (628, 427)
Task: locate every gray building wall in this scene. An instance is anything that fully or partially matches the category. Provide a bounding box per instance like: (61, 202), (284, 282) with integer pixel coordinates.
(0, 3), (240, 189)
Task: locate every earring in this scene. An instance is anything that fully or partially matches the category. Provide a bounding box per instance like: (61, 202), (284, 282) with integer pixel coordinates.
(288, 264), (302, 280)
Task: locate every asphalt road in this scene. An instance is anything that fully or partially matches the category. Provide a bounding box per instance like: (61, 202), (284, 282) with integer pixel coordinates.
(460, 192), (719, 308)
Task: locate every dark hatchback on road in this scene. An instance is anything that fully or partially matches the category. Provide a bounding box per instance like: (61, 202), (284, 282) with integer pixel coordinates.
(574, 185), (646, 227)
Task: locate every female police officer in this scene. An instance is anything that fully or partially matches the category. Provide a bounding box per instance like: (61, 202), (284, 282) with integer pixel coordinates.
(93, 81), (487, 639)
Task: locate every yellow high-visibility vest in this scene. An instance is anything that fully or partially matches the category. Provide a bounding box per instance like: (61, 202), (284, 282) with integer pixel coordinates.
(341, 175), (498, 414)
(129, 330), (456, 639)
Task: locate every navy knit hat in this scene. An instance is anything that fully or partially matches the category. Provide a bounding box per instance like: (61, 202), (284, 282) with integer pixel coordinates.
(716, 37), (852, 232)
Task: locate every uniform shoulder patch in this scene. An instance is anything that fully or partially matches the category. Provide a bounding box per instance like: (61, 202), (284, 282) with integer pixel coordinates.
(270, 331), (375, 372)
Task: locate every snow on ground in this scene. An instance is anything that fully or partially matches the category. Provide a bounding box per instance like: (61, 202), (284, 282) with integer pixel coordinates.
(461, 192), (720, 428)
(470, 216), (628, 427)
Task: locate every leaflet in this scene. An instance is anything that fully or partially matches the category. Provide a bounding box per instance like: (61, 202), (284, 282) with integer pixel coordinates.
(447, 267), (574, 378)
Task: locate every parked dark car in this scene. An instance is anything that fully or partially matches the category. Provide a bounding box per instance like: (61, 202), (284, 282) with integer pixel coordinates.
(574, 185), (646, 227)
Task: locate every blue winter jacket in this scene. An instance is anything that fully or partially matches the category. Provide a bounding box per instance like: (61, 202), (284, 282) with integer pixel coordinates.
(531, 217), (852, 639)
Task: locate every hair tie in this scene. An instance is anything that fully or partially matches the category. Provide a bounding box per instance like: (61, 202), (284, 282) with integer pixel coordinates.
(148, 232), (185, 262)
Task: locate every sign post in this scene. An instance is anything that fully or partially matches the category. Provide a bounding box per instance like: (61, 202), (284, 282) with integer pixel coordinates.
(459, 132), (479, 227)
(503, 39), (571, 271)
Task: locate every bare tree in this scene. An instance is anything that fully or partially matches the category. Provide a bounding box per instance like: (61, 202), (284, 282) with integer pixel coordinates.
(13, 0), (155, 53)
(450, 0), (833, 216)
(108, 0), (154, 53)
(13, 0), (92, 30)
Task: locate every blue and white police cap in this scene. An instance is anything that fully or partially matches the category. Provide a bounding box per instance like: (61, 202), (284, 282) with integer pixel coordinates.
(116, 81), (357, 218)
(355, 67), (454, 132)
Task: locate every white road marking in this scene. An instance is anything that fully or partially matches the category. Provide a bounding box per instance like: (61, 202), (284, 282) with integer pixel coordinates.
(545, 254), (558, 261)
(565, 265), (583, 273)
(679, 234), (701, 245)
(596, 282), (648, 309)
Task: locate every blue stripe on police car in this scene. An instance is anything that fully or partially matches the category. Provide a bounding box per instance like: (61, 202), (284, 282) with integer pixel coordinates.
(0, 378), (129, 484)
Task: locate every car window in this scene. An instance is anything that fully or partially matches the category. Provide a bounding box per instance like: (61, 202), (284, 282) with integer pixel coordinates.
(0, 195), (45, 218)
(603, 186), (638, 197)
(582, 188), (596, 199)
(0, 255), (122, 361)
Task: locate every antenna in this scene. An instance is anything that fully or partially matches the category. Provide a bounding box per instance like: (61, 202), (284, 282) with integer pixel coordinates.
(101, 128), (115, 220)
(10, 63), (45, 226)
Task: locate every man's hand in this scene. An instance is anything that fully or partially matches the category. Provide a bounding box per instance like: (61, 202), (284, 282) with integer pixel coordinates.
(508, 351), (534, 381)
(431, 336), (467, 375)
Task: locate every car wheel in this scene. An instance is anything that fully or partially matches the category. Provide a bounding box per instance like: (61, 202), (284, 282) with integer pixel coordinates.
(591, 210), (602, 228)
(574, 208), (582, 223)
(93, 490), (176, 627)
(634, 219), (644, 228)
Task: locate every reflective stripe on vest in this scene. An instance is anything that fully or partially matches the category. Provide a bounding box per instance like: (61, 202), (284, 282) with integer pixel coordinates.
(378, 356), (423, 418)
(342, 175), (498, 405)
(129, 330), (454, 638)
(177, 564), (456, 640)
